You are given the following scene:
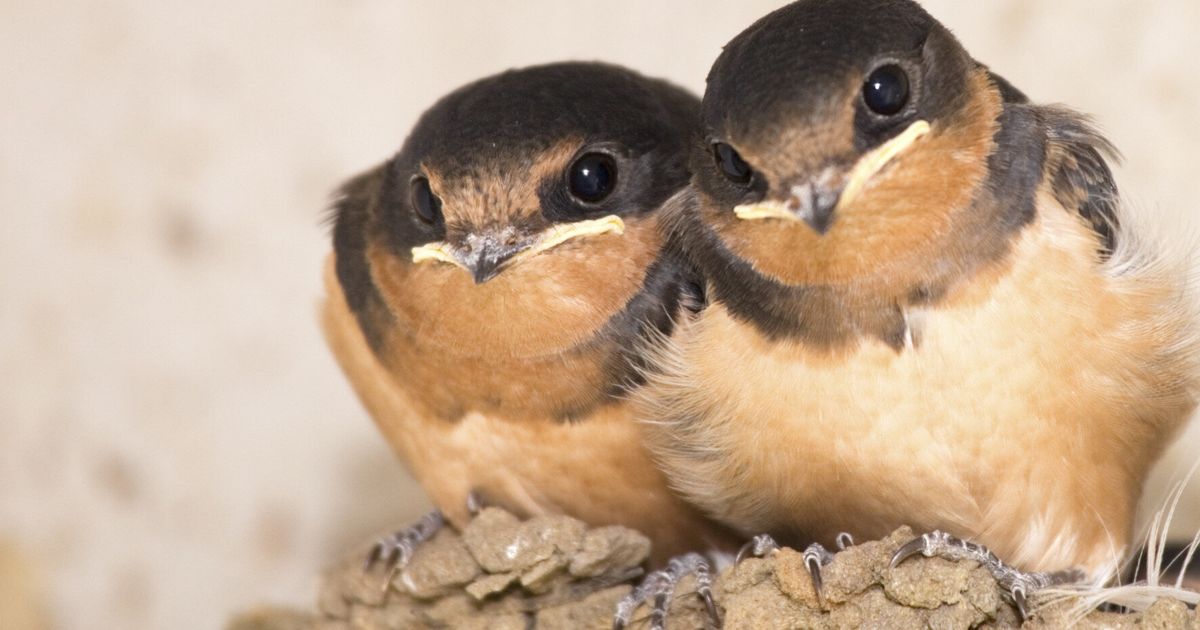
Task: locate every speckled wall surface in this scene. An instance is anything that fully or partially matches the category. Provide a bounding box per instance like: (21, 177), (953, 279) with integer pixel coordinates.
(2, 2), (1197, 629)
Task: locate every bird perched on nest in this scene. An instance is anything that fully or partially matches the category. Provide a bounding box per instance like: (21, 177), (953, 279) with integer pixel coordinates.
(320, 62), (736, 569)
(633, 0), (1199, 612)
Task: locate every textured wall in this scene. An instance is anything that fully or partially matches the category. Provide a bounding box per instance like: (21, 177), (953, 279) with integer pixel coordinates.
(1, 2), (1197, 629)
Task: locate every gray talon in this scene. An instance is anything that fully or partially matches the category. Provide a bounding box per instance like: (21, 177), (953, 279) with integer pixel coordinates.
(805, 552), (824, 597)
(613, 552), (719, 630)
(734, 541), (755, 566)
(735, 535), (837, 603)
(890, 530), (1085, 621)
(735, 533), (779, 565)
(362, 509), (446, 586)
(889, 535), (932, 568)
(700, 586), (720, 626)
(802, 543), (835, 603)
(1012, 584), (1029, 621)
(835, 532), (855, 550)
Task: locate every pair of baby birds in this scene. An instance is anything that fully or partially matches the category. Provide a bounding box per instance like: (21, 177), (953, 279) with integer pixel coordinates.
(321, 0), (1199, 624)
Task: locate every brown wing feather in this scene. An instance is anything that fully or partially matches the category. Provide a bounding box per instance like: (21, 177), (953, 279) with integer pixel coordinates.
(1039, 106), (1122, 255)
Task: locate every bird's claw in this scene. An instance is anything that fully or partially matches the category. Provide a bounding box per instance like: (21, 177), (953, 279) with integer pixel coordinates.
(801, 542), (836, 604)
(362, 509), (446, 589)
(735, 533), (852, 606)
(890, 530), (1085, 621)
(889, 532), (939, 568)
(735, 533), (780, 565)
(613, 552), (720, 630)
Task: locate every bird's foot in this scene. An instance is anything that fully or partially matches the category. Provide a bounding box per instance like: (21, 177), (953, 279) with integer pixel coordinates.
(362, 509), (446, 589)
(891, 530), (1085, 621)
(736, 533), (854, 605)
(613, 552), (720, 630)
(735, 533), (780, 564)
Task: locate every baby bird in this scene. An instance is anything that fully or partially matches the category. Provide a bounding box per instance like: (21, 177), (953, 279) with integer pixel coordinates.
(637, 0), (1199, 607)
(321, 62), (736, 567)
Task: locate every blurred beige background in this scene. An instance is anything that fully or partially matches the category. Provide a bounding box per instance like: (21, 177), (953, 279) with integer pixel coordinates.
(2, 1), (1198, 628)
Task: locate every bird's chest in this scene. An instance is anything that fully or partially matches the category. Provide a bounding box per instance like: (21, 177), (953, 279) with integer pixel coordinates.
(683, 217), (1126, 538)
(381, 331), (618, 422)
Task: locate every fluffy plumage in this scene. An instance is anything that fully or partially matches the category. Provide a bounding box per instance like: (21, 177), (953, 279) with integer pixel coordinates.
(638, 0), (1199, 578)
(322, 62), (736, 561)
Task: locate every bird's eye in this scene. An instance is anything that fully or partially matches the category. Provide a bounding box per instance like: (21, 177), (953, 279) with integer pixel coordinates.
(568, 153), (617, 203)
(713, 142), (752, 185)
(410, 176), (442, 224)
(863, 64), (910, 116)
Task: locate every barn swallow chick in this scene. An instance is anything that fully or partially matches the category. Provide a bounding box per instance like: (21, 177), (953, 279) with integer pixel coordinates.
(636, 0), (1199, 616)
(321, 62), (737, 571)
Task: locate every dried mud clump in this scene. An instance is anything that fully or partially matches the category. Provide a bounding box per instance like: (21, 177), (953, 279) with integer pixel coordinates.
(228, 508), (1198, 630)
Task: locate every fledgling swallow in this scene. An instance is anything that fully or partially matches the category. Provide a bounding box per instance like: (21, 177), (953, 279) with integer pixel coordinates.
(638, 0), (1199, 600)
(321, 62), (737, 565)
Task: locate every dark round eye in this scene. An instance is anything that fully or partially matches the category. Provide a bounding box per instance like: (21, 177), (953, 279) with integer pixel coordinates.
(863, 64), (910, 116)
(713, 142), (752, 185)
(410, 176), (442, 224)
(568, 153), (616, 203)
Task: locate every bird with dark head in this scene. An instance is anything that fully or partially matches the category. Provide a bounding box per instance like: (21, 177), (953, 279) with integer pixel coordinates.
(637, 0), (1199, 607)
(321, 62), (736, 566)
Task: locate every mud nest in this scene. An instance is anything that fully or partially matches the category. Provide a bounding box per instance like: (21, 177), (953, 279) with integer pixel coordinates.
(229, 507), (1196, 629)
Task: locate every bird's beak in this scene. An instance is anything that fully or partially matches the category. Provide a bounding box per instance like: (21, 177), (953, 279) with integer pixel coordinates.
(410, 214), (626, 283)
(733, 120), (931, 234)
(466, 241), (523, 284)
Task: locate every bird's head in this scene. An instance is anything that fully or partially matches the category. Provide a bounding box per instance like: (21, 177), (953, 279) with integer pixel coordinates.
(694, 0), (1005, 289)
(349, 63), (698, 356)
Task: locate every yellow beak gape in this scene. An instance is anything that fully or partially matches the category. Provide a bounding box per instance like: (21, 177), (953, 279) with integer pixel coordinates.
(410, 241), (466, 269)
(732, 120), (931, 221)
(734, 203), (802, 222)
(410, 214), (626, 268)
(837, 119), (931, 210)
